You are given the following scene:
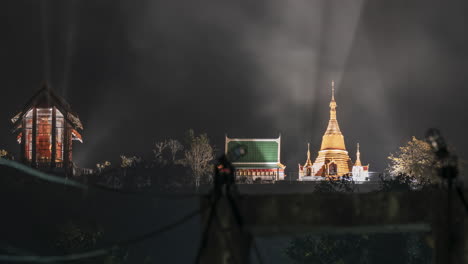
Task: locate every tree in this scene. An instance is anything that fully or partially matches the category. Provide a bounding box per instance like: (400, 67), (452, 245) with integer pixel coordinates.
(285, 234), (367, 264)
(387, 136), (439, 185)
(0, 149), (14, 160)
(153, 140), (168, 165)
(55, 222), (128, 264)
(314, 176), (356, 193)
(379, 173), (415, 192)
(96, 161), (111, 173)
(183, 129), (215, 189)
(120, 155), (141, 169)
(167, 139), (184, 163)
(56, 221), (103, 253)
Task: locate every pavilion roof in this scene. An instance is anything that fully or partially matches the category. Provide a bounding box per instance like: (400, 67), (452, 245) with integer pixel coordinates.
(10, 82), (83, 133)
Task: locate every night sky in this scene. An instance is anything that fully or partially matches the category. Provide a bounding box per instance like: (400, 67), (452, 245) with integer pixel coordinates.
(1, 0), (468, 175)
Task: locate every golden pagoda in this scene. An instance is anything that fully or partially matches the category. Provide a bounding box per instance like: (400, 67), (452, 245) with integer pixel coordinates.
(311, 81), (353, 177)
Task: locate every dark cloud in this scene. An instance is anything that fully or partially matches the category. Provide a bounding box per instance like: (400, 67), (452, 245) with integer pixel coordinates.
(1, 0), (468, 175)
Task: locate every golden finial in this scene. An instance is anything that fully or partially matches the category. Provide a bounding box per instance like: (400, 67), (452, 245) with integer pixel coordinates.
(331, 80), (335, 101)
(329, 80), (337, 119)
(355, 142), (362, 166)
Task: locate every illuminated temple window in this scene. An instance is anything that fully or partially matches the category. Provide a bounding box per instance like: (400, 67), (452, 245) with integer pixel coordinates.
(56, 111), (65, 163)
(36, 108), (52, 162)
(11, 83), (83, 172)
(25, 110), (33, 161)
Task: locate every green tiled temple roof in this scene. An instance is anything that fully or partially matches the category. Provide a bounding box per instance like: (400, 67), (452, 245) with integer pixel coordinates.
(233, 164), (281, 169)
(227, 140), (279, 163)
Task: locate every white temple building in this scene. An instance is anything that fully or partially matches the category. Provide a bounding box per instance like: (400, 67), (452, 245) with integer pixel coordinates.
(351, 143), (369, 181)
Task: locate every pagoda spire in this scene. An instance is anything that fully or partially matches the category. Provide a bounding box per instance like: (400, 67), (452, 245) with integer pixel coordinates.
(310, 80), (353, 177)
(304, 143), (312, 166)
(329, 80), (337, 120)
(319, 81), (345, 150)
(331, 80), (335, 101)
(355, 143), (362, 166)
